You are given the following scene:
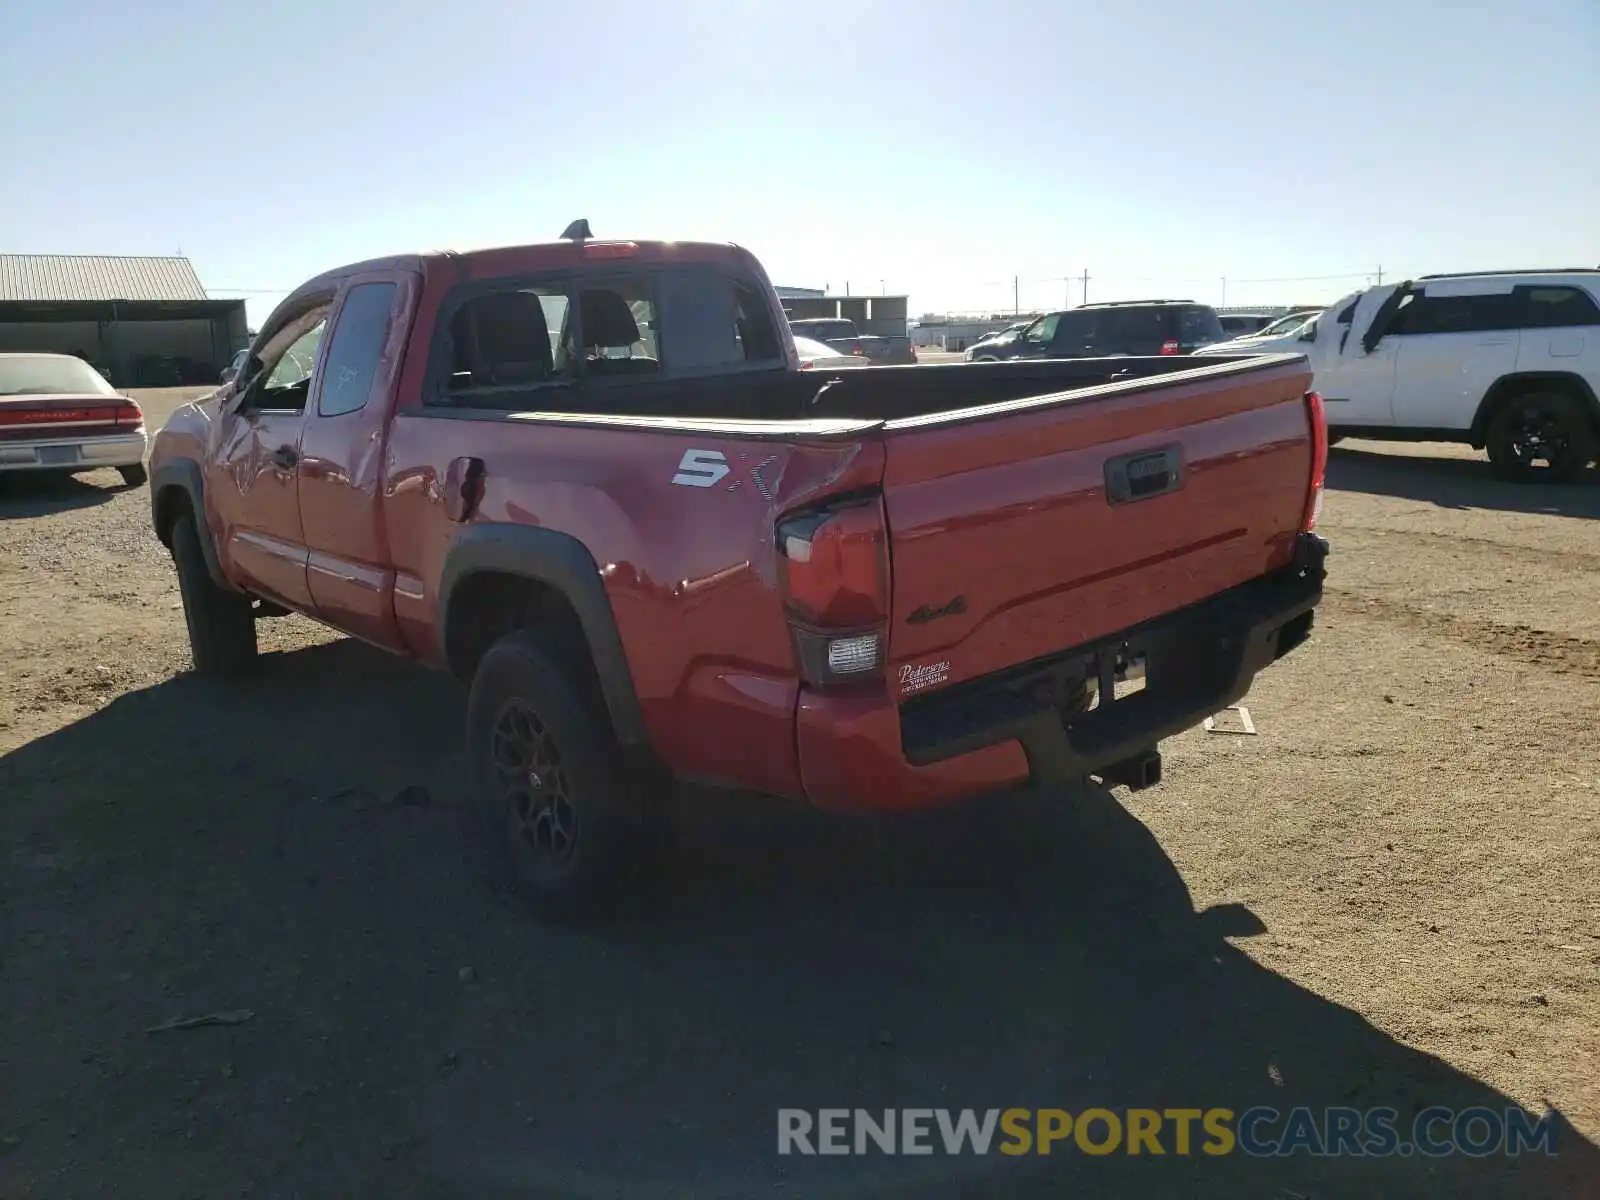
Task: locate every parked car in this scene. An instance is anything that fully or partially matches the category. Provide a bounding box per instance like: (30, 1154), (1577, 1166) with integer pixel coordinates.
(1196, 270), (1600, 481)
(965, 301), (1228, 361)
(792, 335), (870, 371)
(1253, 309), (1324, 339)
(972, 320), (1032, 348)
(1204, 309), (1325, 353)
(0, 353), (148, 486)
(149, 230), (1328, 916)
(1218, 313), (1276, 338)
(789, 317), (917, 365)
(221, 348), (251, 383)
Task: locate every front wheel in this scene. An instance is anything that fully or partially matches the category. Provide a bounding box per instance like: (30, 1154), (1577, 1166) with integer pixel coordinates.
(170, 513), (258, 676)
(1485, 393), (1596, 483)
(467, 630), (638, 919)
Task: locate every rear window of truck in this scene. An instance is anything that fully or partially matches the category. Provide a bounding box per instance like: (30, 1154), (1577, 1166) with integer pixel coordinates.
(427, 266), (782, 405)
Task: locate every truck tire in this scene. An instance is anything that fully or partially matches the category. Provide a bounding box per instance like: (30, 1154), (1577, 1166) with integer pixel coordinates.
(467, 629), (635, 919)
(170, 513), (258, 676)
(119, 463), (149, 488)
(1485, 392), (1596, 483)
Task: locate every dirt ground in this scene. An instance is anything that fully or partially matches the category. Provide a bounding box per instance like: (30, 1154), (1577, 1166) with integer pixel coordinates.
(1, 390), (1597, 1198)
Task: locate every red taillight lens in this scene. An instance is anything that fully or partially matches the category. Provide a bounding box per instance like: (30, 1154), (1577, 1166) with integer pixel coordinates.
(0, 400), (142, 428)
(776, 496), (890, 687)
(799, 360), (814, 370)
(1302, 390), (1328, 531)
(1159, 339), (1181, 355)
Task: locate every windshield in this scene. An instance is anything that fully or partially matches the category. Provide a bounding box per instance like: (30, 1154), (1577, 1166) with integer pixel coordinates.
(1256, 312), (1317, 338)
(0, 355), (118, 397)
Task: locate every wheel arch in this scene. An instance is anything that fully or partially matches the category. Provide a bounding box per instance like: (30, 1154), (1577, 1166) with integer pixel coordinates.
(1469, 372), (1600, 448)
(438, 524), (648, 749)
(150, 459), (234, 591)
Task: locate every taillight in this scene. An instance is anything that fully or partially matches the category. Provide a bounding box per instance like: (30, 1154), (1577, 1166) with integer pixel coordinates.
(1159, 339), (1181, 355)
(0, 400), (142, 428)
(776, 495), (890, 688)
(1302, 390), (1328, 531)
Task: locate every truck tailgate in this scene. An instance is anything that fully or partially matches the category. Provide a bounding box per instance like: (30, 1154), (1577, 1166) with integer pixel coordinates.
(881, 356), (1315, 699)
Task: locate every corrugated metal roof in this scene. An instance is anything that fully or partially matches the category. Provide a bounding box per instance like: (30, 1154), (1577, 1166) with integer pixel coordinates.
(0, 254), (208, 302)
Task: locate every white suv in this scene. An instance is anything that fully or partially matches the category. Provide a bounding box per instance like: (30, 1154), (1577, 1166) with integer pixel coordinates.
(1197, 269), (1600, 482)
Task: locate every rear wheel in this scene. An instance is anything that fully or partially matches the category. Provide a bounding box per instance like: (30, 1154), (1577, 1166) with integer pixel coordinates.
(119, 463), (148, 488)
(467, 630), (639, 919)
(170, 513), (257, 676)
(1485, 392), (1596, 483)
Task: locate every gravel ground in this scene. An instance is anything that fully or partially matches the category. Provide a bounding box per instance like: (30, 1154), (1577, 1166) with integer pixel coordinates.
(1, 399), (1597, 1198)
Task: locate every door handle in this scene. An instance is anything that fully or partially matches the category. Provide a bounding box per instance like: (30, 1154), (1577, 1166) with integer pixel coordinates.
(269, 445), (299, 470)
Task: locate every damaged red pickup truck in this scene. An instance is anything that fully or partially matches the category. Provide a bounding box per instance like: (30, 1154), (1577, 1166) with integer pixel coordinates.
(150, 228), (1329, 913)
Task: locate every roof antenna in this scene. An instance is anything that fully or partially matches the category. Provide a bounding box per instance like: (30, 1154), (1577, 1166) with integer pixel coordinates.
(561, 219), (593, 241)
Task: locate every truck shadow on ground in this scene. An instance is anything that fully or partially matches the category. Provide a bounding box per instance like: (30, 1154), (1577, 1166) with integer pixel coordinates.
(0, 469), (128, 518)
(1328, 446), (1600, 518)
(1, 637), (1593, 1199)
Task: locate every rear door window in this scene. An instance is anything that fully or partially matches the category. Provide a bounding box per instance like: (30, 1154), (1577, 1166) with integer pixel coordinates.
(1514, 285), (1600, 328)
(1050, 311), (1097, 355)
(1388, 291), (1519, 335)
(1179, 306), (1225, 347)
(1096, 306), (1166, 354)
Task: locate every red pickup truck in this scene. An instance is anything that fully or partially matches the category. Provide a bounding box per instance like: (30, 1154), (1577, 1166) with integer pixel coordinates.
(149, 227), (1329, 915)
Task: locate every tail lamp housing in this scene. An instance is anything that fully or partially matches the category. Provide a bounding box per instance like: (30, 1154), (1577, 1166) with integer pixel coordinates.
(775, 494), (890, 688)
(1302, 390), (1328, 531)
(0, 398), (143, 429)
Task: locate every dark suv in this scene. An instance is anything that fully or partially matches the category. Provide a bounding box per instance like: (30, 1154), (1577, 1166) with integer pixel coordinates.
(966, 300), (1227, 361)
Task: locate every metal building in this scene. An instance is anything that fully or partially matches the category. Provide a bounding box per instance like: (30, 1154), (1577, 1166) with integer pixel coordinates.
(0, 254), (249, 387)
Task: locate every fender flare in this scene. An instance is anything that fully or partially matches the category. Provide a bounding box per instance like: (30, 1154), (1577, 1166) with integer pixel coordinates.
(438, 524), (648, 748)
(1469, 372), (1600, 445)
(149, 459), (234, 591)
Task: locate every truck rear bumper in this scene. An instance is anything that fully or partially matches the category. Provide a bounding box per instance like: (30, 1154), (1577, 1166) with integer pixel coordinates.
(795, 533), (1328, 812)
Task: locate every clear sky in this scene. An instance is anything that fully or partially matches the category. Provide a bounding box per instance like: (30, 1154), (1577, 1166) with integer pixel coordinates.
(3, 0), (1596, 325)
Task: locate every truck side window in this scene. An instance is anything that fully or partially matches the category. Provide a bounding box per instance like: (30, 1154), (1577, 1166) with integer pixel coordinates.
(251, 306), (330, 412)
(445, 285), (576, 395)
(318, 283), (396, 417)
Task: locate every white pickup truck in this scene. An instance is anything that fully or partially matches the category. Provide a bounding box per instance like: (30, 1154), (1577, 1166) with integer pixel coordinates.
(1196, 269), (1600, 482)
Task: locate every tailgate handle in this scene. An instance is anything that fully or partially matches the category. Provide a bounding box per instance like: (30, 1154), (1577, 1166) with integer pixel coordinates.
(1104, 445), (1184, 505)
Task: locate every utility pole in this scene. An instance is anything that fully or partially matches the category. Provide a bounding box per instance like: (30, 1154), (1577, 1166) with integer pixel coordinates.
(844, 281), (850, 297)
(1080, 267), (1091, 305)
(1221, 276), (1227, 307)
(880, 279), (885, 296)
(1375, 264), (1383, 286)
(1013, 275), (1019, 316)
